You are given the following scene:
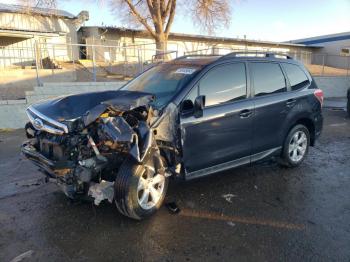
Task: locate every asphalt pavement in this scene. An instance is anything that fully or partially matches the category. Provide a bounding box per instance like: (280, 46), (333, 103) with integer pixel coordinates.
(0, 108), (349, 262)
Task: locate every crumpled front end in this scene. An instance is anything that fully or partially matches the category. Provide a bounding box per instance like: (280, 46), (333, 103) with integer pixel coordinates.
(21, 91), (170, 203)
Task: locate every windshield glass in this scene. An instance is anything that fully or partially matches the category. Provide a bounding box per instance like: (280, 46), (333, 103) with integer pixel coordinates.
(121, 63), (200, 108)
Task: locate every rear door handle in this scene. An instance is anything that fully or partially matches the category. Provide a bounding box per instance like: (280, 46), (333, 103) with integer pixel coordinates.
(286, 99), (296, 107)
(239, 109), (252, 118)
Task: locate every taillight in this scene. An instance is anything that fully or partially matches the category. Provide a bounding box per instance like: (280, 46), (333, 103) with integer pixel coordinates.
(314, 89), (324, 107)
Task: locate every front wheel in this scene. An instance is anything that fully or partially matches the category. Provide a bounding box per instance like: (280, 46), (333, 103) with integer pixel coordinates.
(114, 155), (169, 220)
(279, 124), (310, 167)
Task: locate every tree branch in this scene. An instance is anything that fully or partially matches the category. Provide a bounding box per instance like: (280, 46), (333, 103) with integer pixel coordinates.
(153, 0), (163, 33)
(164, 0), (176, 37)
(162, 0), (172, 24)
(160, 0), (166, 14)
(146, 0), (153, 9)
(147, 0), (160, 33)
(124, 0), (157, 38)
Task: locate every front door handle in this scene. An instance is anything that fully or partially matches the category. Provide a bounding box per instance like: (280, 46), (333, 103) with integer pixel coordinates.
(286, 99), (297, 107)
(239, 109), (252, 118)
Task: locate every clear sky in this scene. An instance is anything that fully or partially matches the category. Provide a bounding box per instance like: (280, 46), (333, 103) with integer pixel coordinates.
(6, 0), (350, 42)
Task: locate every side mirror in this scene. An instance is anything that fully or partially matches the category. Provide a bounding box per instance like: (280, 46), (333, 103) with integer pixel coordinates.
(194, 95), (205, 118)
(180, 99), (194, 117)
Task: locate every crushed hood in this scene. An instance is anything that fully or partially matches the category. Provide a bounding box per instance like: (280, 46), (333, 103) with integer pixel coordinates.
(29, 90), (154, 126)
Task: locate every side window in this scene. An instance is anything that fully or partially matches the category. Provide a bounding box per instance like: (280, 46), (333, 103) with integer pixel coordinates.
(282, 63), (310, 91)
(185, 85), (198, 103)
(251, 62), (286, 97)
(198, 63), (247, 107)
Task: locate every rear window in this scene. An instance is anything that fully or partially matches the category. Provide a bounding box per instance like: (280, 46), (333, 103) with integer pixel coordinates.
(282, 63), (310, 91)
(250, 62), (286, 97)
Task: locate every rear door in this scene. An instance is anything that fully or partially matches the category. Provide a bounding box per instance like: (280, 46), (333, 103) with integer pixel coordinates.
(180, 62), (254, 177)
(249, 62), (290, 156)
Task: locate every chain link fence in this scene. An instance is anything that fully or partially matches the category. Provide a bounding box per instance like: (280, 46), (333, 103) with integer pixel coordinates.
(1, 41), (178, 81)
(184, 47), (350, 77)
(1, 41), (350, 100)
(184, 47), (313, 65)
(0, 41), (178, 99)
(307, 53), (350, 76)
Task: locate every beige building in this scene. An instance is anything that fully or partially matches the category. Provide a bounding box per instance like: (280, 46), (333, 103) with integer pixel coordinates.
(0, 3), (88, 68)
(78, 26), (318, 65)
(1, 4), (346, 78)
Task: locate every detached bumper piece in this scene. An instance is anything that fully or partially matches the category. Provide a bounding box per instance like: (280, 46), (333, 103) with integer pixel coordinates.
(21, 142), (74, 178)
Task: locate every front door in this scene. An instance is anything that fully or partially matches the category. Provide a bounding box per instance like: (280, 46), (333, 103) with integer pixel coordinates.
(180, 62), (254, 178)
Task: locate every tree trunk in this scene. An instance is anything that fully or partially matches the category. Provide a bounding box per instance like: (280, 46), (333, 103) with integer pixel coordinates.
(155, 34), (168, 60)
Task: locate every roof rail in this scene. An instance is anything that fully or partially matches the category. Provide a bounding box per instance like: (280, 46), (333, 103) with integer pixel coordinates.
(174, 54), (221, 60)
(220, 51), (293, 60)
(173, 52), (293, 62)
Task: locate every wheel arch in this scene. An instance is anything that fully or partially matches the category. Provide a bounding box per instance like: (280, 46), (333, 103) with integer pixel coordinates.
(287, 118), (315, 146)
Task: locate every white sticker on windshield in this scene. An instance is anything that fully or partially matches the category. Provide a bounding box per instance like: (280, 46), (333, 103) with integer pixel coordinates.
(175, 68), (197, 75)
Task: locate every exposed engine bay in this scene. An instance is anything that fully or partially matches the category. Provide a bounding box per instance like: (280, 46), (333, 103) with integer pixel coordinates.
(21, 90), (180, 205)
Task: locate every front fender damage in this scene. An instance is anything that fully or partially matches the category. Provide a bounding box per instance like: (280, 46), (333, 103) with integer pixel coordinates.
(22, 91), (179, 206)
(86, 113), (166, 205)
(101, 116), (153, 163)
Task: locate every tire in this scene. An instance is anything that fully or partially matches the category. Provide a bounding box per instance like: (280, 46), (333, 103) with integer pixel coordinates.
(114, 155), (169, 220)
(279, 124), (310, 168)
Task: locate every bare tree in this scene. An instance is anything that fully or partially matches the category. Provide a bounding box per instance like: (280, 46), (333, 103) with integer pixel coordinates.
(109, 0), (232, 53)
(18, 0), (232, 53)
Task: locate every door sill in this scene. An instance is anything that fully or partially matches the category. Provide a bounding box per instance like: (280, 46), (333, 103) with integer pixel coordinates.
(185, 147), (281, 180)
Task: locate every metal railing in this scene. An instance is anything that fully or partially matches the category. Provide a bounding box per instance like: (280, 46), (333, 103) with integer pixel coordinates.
(307, 53), (350, 76)
(1, 41), (350, 100)
(184, 47), (350, 77)
(0, 41), (179, 85)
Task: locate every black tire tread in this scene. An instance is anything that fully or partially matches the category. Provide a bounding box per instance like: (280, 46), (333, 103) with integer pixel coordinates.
(114, 155), (168, 220)
(114, 156), (141, 219)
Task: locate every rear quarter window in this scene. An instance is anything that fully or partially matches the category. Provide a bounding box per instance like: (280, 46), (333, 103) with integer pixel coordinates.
(282, 63), (310, 91)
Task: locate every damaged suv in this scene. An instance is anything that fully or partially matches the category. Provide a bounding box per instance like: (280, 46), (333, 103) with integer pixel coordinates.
(22, 52), (323, 219)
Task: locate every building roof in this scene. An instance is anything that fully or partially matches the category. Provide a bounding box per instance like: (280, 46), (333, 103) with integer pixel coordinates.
(288, 31), (350, 46)
(81, 26), (318, 49)
(0, 3), (76, 19)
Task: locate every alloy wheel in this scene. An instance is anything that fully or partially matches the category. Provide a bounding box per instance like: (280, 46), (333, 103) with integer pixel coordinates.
(288, 130), (308, 162)
(137, 165), (165, 210)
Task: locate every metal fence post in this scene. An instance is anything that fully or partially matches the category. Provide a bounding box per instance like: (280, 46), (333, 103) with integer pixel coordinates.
(34, 40), (42, 86)
(53, 44), (56, 69)
(109, 47), (112, 73)
(92, 44), (97, 82)
(51, 44), (55, 76)
(137, 48), (142, 74)
(19, 48), (23, 67)
(124, 46), (127, 78)
(70, 42), (76, 72)
(322, 54), (325, 76)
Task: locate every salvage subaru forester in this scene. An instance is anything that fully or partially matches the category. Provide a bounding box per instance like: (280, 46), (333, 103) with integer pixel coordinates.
(22, 52), (323, 219)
